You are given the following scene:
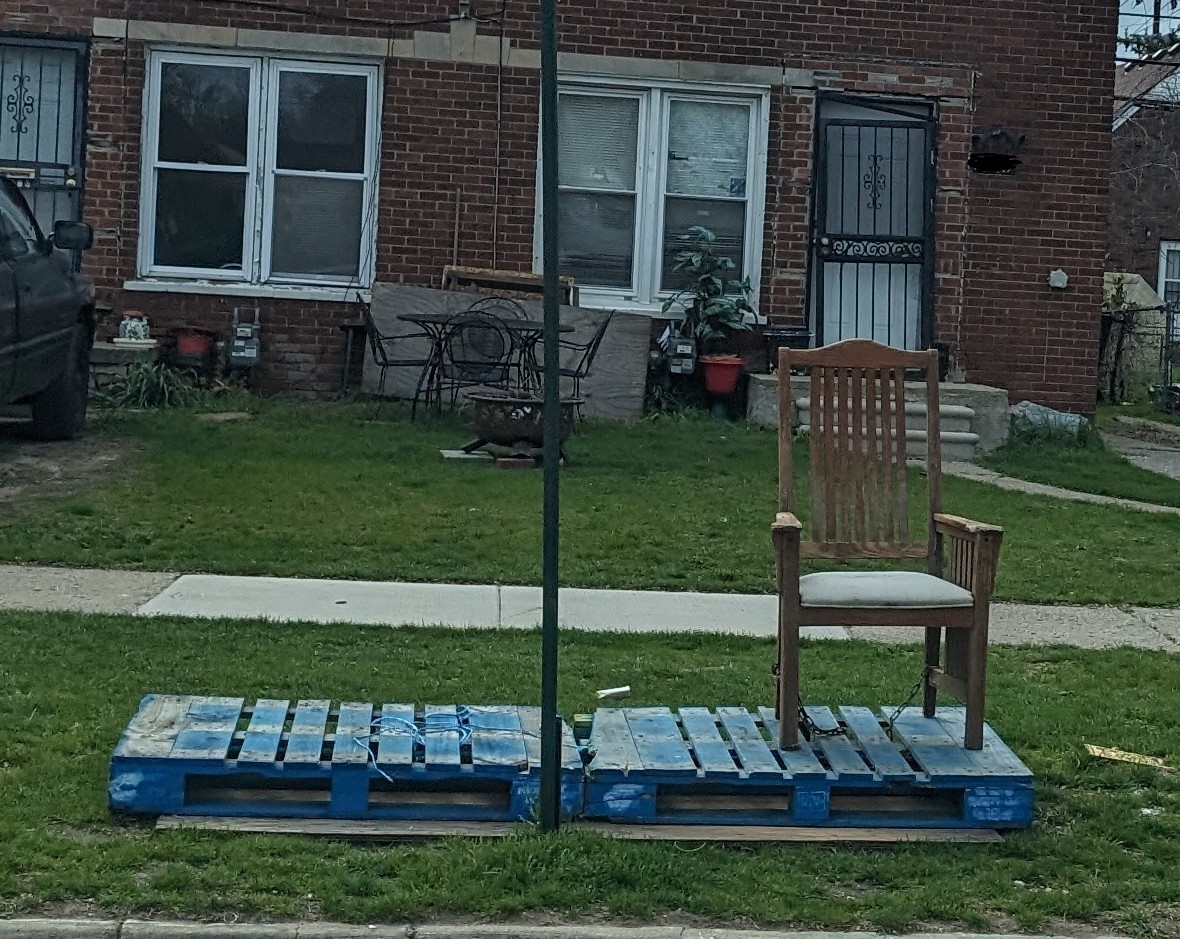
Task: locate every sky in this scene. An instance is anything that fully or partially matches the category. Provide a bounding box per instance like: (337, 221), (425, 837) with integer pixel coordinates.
(1120, 0), (1180, 52)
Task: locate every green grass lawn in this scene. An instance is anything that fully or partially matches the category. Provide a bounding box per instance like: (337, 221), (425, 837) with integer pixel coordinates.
(1, 610), (1178, 932)
(4, 399), (1180, 604)
(982, 428), (1180, 511)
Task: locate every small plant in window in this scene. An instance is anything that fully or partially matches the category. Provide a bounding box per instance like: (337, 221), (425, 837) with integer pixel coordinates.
(661, 226), (753, 350)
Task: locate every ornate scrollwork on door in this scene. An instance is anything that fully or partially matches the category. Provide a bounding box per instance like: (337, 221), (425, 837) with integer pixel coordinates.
(819, 239), (923, 261)
(5, 73), (35, 135)
(862, 154), (887, 210)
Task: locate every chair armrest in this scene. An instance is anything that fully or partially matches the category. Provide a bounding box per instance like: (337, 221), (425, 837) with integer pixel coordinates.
(772, 511), (803, 533)
(932, 513), (1003, 599)
(933, 513), (1003, 537)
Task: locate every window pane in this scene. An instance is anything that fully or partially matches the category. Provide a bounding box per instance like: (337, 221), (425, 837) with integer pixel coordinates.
(276, 71), (368, 173)
(666, 100), (750, 198)
(558, 94), (639, 191)
(558, 191), (635, 289)
(1168, 248), (1180, 281)
(158, 63), (250, 166)
(154, 169), (246, 270)
(270, 176), (363, 278)
(662, 197), (746, 291)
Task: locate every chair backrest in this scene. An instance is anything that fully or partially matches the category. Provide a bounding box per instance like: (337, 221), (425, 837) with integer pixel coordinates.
(778, 338), (943, 567)
(572, 310), (615, 376)
(466, 295), (527, 321)
(444, 310), (511, 384)
(360, 302), (389, 367)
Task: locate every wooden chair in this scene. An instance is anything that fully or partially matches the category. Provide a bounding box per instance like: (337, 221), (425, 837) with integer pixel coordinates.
(772, 339), (1003, 751)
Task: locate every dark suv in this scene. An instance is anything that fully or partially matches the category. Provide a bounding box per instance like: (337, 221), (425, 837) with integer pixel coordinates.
(0, 177), (95, 440)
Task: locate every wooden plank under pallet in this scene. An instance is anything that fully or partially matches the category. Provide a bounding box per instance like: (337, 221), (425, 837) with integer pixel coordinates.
(157, 815), (1003, 843)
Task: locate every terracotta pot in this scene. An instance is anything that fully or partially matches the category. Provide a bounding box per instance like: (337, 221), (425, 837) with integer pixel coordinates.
(699, 355), (745, 395)
(175, 328), (215, 357)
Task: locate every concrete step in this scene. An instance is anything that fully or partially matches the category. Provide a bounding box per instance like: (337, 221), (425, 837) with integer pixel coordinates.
(795, 398), (980, 462)
(795, 398), (975, 435)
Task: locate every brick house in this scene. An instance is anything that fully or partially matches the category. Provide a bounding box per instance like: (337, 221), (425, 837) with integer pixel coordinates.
(1110, 49), (1180, 308)
(0, 1), (1114, 411)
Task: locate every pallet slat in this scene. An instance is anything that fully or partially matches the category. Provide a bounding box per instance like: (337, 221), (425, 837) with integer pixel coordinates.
(375, 703), (415, 767)
(333, 703), (373, 765)
(284, 700), (330, 764)
(170, 697), (243, 761)
(755, 708), (828, 779)
(716, 707), (784, 779)
(677, 708), (741, 778)
(803, 706), (875, 780)
(114, 694), (193, 759)
(424, 705), (463, 769)
(236, 699), (289, 764)
(468, 706), (528, 769)
(624, 708), (697, 777)
(838, 706), (921, 782)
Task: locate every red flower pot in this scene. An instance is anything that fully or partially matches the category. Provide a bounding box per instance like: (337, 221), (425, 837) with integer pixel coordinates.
(699, 354), (745, 395)
(176, 328), (214, 357)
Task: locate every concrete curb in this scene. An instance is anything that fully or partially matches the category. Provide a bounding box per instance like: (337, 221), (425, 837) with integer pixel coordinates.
(0, 923), (1133, 939)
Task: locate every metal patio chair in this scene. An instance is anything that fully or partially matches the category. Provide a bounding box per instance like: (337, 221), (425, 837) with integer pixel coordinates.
(524, 310), (614, 399)
(437, 308), (514, 407)
(361, 302), (436, 420)
(772, 339), (1004, 751)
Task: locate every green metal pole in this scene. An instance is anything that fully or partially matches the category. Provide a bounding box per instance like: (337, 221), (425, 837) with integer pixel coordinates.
(538, 0), (562, 833)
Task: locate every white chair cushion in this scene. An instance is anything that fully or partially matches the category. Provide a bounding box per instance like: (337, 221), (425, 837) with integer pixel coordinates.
(799, 571), (974, 609)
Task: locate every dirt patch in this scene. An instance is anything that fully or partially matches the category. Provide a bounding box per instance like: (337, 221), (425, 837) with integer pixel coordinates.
(0, 418), (129, 509)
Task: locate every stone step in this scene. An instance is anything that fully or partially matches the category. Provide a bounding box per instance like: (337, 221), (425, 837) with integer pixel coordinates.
(794, 398), (976, 435)
(795, 425), (982, 463)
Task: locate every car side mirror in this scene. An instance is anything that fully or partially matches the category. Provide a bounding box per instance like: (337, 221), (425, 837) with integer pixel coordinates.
(52, 220), (94, 252)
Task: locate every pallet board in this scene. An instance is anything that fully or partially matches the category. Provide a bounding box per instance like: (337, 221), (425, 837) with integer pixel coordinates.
(110, 696), (584, 822)
(157, 815), (1003, 843)
(581, 706), (1033, 829)
(112, 698), (1033, 832)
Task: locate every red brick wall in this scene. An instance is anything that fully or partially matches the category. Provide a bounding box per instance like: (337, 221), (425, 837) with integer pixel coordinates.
(0, 0), (1116, 410)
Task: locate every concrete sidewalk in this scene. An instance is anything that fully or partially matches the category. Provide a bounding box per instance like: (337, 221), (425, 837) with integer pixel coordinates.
(3, 564), (1180, 651)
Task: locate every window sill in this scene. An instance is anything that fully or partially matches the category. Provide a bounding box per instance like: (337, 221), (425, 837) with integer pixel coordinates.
(122, 279), (370, 304)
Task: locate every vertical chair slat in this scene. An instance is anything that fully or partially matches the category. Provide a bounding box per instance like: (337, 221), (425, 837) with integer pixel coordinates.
(893, 367), (910, 546)
(879, 366), (896, 544)
(863, 368), (881, 545)
(810, 367), (823, 538)
(822, 365), (838, 541)
(835, 365), (850, 543)
(851, 366), (866, 546)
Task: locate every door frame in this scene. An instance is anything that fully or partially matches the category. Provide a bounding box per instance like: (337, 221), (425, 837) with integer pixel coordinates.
(0, 34), (90, 238)
(806, 91), (938, 349)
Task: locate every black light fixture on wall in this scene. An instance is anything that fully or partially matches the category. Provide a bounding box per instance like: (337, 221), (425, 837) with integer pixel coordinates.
(968, 126), (1026, 175)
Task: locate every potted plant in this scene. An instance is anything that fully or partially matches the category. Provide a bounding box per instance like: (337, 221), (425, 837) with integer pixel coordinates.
(660, 225), (754, 395)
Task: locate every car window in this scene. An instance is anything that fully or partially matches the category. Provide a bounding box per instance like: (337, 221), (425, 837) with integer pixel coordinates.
(0, 183), (42, 259)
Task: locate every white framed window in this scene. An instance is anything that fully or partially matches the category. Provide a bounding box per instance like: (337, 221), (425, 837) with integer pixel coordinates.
(139, 49), (381, 288)
(535, 78), (770, 311)
(1159, 241), (1180, 308)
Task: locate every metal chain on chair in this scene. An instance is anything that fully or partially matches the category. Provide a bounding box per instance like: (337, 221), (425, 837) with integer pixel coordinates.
(884, 666), (932, 741)
(771, 662), (847, 742)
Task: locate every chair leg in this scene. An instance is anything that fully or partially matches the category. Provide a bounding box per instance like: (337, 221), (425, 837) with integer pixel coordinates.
(777, 617), (801, 749)
(964, 616), (989, 751)
(923, 626), (942, 718)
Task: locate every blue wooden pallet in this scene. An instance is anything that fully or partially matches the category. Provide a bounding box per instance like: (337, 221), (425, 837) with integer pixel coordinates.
(581, 706), (1033, 829)
(109, 696), (584, 821)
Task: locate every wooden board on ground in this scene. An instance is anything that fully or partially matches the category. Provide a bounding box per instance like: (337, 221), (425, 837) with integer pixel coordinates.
(364, 282), (649, 420)
(157, 815), (1002, 844)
